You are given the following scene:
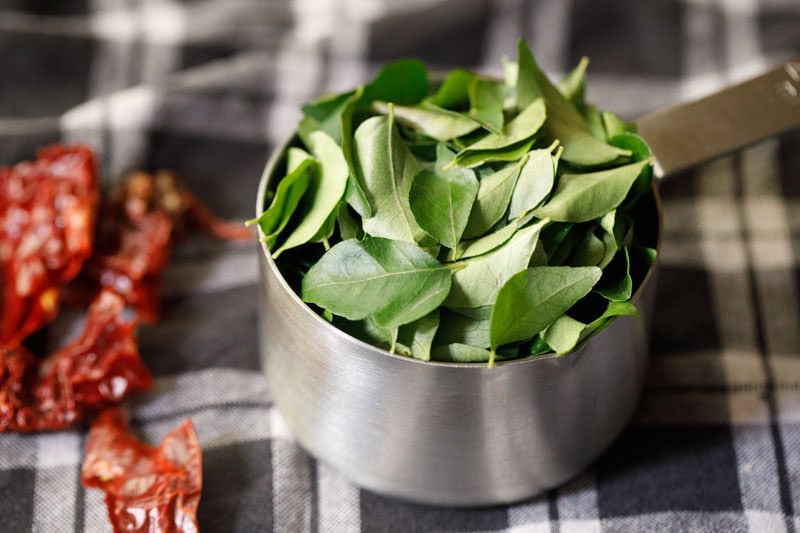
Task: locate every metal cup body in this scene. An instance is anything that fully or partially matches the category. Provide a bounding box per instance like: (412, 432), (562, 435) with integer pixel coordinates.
(256, 140), (660, 506)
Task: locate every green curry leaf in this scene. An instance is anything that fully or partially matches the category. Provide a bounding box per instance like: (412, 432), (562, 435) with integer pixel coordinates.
(301, 237), (452, 329)
(516, 39), (630, 167)
(490, 266), (602, 354)
(409, 144), (479, 252)
(533, 159), (652, 223)
(463, 156), (527, 239)
(248, 148), (314, 247)
(445, 221), (546, 308)
(354, 111), (433, 245)
(451, 98), (546, 168)
(273, 131), (349, 257)
(508, 146), (556, 219)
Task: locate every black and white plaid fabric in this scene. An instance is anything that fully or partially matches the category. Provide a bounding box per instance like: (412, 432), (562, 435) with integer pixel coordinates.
(1, 1), (799, 531)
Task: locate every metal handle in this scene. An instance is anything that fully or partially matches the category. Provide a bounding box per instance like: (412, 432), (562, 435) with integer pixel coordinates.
(636, 56), (800, 178)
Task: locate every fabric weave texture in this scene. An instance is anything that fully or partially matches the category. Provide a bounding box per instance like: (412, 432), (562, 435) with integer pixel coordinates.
(1, 1), (799, 531)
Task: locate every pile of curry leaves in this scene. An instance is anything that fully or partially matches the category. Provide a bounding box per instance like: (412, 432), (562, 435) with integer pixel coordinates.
(250, 40), (659, 366)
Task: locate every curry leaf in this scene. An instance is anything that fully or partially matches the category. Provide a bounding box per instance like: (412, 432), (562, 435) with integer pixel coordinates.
(533, 159), (652, 223)
(558, 56), (589, 110)
(463, 156), (527, 238)
(602, 111), (636, 140)
(409, 144), (479, 251)
(490, 266), (602, 351)
(354, 112), (433, 245)
(451, 218), (519, 260)
(301, 237), (452, 329)
(540, 315), (586, 356)
(609, 132), (655, 207)
(445, 221), (545, 308)
(341, 86), (373, 218)
(311, 206), (339, 245)
(451, 98), (546, 168)
(431, 343), (497, 363)
(516, 39), (630, 167)
(427, 68), (476, 109)
(584, 104), (607, 141)
(435, 307), (492, 348)
(358, 58), (428, 106)
(542, 300), (639, 355)
(248, 148), (314, 247)
(570, 229), (606, 267)
(450, 138), (537, 171)
(337, 202), (361, 241)
(373, 101), (480, 141)
(468, 78), (505, 133)
(508, 146), (556, 218)
(274, 131), (349, 257)
(596, 247), (633, 301)
(397, 310), (440, 361)
(300, 90), (355, 144)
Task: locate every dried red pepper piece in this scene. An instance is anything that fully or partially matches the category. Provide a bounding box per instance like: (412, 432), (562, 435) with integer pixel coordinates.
(82, 407), (202, 533)
(74, 170), (251, 322)
(0, 290), (152, 432)
(0, 144), (99, 346)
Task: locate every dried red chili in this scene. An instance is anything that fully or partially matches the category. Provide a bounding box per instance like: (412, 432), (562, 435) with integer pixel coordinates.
(74, 169), (252, 322)
(81, 406), (202, 533)
(0, 290), (152, 432)
(0, 144), (99, 347)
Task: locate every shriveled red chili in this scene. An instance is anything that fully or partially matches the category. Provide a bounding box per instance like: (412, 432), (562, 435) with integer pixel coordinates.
(81, 406), (202, 533)
(0, 290), (152, 432)
(74, 169), (252, 322)
(0, 144), (99, 347)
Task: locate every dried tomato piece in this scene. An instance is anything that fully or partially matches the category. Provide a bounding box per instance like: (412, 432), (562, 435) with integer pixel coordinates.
(74, 170), (251, 322)
(0, 144), (99, 346)
(82, 407), (202, 533)
(0, 290), (152, 432)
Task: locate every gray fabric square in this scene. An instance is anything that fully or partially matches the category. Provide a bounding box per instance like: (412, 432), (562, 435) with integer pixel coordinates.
(596, 427), (743, 516)
(197, 440), (273, 532)
(569, 0), (684, 76)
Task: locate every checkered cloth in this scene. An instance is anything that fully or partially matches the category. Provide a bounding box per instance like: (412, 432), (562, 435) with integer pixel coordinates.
(1, 1), (798, 531)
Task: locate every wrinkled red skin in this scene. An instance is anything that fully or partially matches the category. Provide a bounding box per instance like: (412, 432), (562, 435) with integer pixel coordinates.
(0, 290), (152, 432)
(0, 144), (99, 346)
(75, 170), (252, 322)
(82, 407), (202, 533)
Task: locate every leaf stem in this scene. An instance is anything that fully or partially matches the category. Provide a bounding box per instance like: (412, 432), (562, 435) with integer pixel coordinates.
(444, 261), (467, 271)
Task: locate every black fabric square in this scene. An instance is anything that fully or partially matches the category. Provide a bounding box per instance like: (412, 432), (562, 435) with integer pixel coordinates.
(657, 168), (702, 199)
(596, 426), (742, 516)
(359, 489), (509, 533)
(0, 468), (35, 532)
(569, 0), (683, 76)
(0, 0), (88, 16)
(758, 9), (800, 56)
(144, 131), (270, 219)
(180, 44), (244, 73)
(0, 131), (61, 166)
(139, 284), (261, 375)
(367, 0), (491, 68)
(649, 266), (721, 356)
(778, 129), (800, 199)
(197, 440), (273, 532)
(0, 32), (93, 118)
